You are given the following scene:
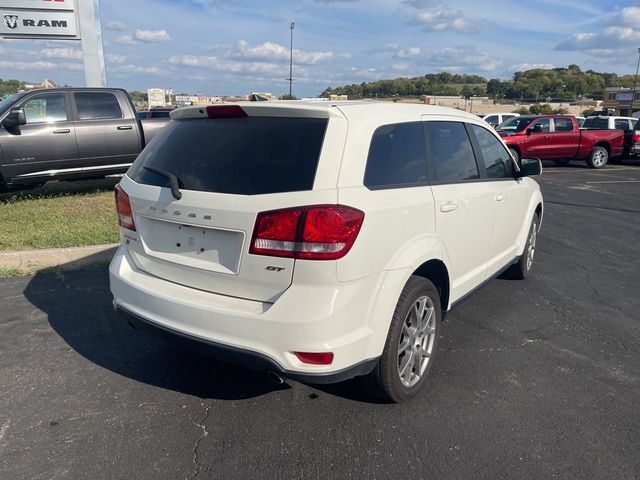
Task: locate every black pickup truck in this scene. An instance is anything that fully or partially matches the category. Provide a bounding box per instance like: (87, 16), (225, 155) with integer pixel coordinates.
(0, 87), (169, 190)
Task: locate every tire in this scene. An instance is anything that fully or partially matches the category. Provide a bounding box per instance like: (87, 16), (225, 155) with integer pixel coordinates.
(553, 159), (570, 166)
(508, 148), (520, 163)
(362, 276), (441, 403)
(504, 214), (539, 280)
(587, 146), (608, 169)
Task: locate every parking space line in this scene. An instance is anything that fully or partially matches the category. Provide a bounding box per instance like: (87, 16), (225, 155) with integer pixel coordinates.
(586, 180), (640, 184)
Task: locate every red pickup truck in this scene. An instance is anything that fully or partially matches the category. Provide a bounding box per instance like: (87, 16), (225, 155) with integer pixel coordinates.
(496, 115), (624, 168)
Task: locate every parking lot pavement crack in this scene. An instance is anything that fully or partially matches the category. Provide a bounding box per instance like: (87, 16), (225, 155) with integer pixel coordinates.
(570, 257), (633, 321)
(185, 401), (212, 480)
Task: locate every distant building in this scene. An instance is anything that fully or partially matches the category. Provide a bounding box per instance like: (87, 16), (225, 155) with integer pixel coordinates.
(603, 87), (639, 116)
(24, 79), (62, 89)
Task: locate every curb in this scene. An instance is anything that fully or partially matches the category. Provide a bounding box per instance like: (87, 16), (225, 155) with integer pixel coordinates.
(0, 243), (120, 273)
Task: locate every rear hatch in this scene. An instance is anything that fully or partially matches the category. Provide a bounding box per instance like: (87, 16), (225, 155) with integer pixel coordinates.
(119, 103), (346, 303)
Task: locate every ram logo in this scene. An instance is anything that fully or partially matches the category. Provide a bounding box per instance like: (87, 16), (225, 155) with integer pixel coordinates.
(3, 15), (19, 30)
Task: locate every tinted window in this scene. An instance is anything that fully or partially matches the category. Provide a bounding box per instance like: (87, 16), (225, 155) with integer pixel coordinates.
(364, 122), (427, 189)
(582, 117), (609, 130)
(425, 122), (479, 183)
(614, 119), (631, 131)
(22, 93), (67, 123)
(150, 110), (171, 118)
(129, 117), (327, 195)
(554, 117), (573, 132)
(74, 92), (122, 120)
(496, 117), (534, 133)
(470, 125), (514, 179)
(531, 118), (551, 133)
(485, 115), (498, 126)
(503, 115), (515, 121)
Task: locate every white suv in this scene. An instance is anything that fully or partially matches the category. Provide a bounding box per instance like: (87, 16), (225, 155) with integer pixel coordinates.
(110, 102), (543, 402)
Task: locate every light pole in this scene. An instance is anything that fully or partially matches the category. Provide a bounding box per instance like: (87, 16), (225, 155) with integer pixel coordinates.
(630, 47), (640, 116)
(288, 22), (295, 98)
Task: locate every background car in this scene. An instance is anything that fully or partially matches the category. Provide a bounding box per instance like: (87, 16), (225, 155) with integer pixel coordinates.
(481, 112), (520, 128)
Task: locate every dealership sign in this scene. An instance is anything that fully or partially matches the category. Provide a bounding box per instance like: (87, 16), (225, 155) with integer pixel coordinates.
(0, 0), (75, 10)
(0, 0), (78, 38)
(1, 10), (77, 36)
(616, 92), (634, 102)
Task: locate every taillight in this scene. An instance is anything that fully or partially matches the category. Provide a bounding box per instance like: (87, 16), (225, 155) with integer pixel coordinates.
(115, 184), (136, 231)
(206, 105), (247, 118)
(633, 132), (640, 145)
(250, 205), (364, 260)
(294, 351), (334, 365)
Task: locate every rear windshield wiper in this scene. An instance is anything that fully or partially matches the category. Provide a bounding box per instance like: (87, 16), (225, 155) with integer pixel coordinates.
(143, 165), (182, 200)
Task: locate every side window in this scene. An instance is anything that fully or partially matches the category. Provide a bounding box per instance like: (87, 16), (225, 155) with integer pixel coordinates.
(531, 118), (551, 133)
(74, 92), (123, 120)
(470, 125), (514, 179)
(485, 115), (498, 126)
(614, 119), (631, 131)
(424, 121), (479, 183)
(364, 122), (427, 189)
(22, 93), (67, 124)
(554, 118), (573, 132)
(503, 115), (515, 121)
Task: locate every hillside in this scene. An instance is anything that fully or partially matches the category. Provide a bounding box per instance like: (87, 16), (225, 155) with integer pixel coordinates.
(321, 65), (637, 101)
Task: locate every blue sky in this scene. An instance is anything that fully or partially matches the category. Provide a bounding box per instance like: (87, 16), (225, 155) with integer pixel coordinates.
(0, 0), (638, 96)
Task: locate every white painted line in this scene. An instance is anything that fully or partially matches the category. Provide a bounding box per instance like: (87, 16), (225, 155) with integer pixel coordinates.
(586, 180), (640, 184)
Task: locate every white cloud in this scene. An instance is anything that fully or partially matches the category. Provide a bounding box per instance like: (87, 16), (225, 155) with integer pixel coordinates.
(115, 35), (137, 45)
(168, 54), (284, 75)
(227, 40), (346, 64)
(0, 60), (57, 70)
(60, 62), (83, 71)
(510, 63), (555, 72)
(406, 2), (484, 33)
(555, 7), (640, 58)
(114, 64), (163, 74)
(134, 29), (171, 43)
(424, 45), (503, 72)
(41, 48), (82, 59)
(368, 44), (422, 59)
(556, 26), (640, 51)
(106, 53), (129, 64)
(107, 21), (127, 31)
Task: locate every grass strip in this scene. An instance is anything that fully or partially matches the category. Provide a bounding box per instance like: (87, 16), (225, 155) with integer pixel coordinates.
(0, 178), (120, 251)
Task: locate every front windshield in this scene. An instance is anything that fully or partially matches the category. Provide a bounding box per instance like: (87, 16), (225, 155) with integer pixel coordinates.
(0, 92), (28, 116)
(497, 116), (535, 132)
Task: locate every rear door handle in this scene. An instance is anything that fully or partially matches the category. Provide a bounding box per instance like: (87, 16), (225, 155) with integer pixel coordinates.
(117, 125), (133, 130)
(439, 201), (458, 213)
(495, 193), (507, 201)
(53, 128), (70, 134)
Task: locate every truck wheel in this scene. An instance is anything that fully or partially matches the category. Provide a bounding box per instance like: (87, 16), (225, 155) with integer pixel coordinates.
(504, 214), (539, 280)
(362, 276), (441, 403)
(508, 148), (520, 163)
(587, 146), (608, 169)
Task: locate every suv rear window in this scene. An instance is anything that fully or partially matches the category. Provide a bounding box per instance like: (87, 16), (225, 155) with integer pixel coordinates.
(129, 117), (327, 195)
(582, 117), (608, 130)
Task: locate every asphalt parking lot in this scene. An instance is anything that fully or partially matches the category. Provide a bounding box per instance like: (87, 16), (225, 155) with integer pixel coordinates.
(1, 161), (639, 479)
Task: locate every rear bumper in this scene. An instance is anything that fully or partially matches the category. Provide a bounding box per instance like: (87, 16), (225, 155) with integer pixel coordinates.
(116, 304), (377, 384)
(109, 246), (383, 383)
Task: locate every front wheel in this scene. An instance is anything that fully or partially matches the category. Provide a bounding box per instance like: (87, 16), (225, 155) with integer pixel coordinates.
(508, 148), (520, 163)
(504, 214), (539, 280)
(587, 146), (608, 169)
(362, 276), (441, 403)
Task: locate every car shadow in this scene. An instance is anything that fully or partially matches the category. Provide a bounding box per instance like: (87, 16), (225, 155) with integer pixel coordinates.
(23, 252), (291, 401)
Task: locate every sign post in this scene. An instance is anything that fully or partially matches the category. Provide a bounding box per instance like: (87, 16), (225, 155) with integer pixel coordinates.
(0, 0), (106, 87)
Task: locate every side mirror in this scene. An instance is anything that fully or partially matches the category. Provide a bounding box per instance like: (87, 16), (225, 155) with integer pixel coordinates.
(2, 108), (26, 129)
(516, 158), (542, 177)
(527, 124), (542, 135)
